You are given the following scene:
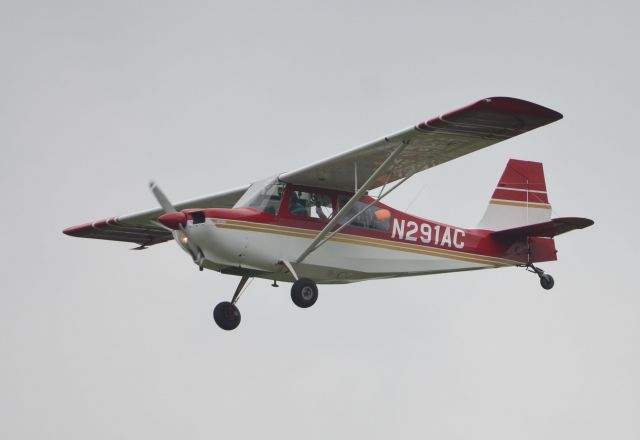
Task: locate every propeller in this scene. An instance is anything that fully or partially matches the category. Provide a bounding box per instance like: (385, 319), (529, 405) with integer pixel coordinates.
(149, 181), (187, 229)
(149, 181), (204, 268)
(149, 181), (177, 213)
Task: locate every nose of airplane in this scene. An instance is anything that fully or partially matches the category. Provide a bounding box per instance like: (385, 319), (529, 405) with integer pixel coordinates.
(158, 212), (187, 230)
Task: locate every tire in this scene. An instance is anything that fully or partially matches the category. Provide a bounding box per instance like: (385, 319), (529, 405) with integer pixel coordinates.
(540, 274), (555, 290)
(291, 278), (318, 308)
(213, 301), (241, 330)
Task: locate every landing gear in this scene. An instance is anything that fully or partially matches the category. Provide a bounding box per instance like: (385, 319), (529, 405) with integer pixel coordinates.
(523, 263), (555, 291)
(540, 273), (555, 290)
(213, 275), (250, 330)
(213, 301), (241, 330)
(291, 278), (318, 308)
(212, 273), (318, 330)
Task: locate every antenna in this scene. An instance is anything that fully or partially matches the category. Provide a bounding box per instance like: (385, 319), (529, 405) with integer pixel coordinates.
(526, 177), (529, 225)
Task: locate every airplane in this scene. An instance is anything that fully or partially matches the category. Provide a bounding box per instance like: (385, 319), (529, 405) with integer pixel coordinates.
(63, 97), (594, 330)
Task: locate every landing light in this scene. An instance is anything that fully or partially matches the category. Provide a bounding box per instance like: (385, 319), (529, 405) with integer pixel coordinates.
(180, 234), (188, 244)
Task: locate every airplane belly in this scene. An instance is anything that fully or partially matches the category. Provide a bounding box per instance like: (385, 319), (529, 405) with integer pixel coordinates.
(304, 239), (491, 278)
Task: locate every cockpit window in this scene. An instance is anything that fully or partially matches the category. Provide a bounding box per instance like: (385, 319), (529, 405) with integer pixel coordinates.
(337, 195), (391, 232)
(289, 191), (334, 219)
(233, 177), (285, 214)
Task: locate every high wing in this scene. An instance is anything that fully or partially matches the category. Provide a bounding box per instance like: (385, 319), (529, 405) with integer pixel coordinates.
(64, 97), (562, 248)
(63, 185), (249, 247)
(279, 97), (563, 192)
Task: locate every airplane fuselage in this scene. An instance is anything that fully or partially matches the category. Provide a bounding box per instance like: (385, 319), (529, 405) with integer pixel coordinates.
(177, 184), (557, 284)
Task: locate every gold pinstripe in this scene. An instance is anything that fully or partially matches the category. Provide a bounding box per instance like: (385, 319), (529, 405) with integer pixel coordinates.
(489, 199), (552, 209)
(212, 219), (520, 267)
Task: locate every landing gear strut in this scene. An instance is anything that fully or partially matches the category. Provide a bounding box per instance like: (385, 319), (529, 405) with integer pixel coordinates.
(213, 275), (250, 330)
(524, 263), (555, 290)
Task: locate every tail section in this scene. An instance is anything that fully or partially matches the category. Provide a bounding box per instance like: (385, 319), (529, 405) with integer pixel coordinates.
(477, 159), (552, 230)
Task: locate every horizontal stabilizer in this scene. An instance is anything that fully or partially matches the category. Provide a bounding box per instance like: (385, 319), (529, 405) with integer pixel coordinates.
(491, 217), (594, 239)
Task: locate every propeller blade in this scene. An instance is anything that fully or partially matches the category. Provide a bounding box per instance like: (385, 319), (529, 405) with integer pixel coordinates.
(148, 181), (204, 267)
(149, 181), (176, 213)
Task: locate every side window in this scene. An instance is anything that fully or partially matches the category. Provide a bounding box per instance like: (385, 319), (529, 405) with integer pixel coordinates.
(289, 191), (334, 219)
(337, 196), (391, 232)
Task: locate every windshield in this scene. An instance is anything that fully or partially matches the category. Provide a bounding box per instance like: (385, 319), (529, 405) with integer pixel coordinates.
(233, 176), (285, 214)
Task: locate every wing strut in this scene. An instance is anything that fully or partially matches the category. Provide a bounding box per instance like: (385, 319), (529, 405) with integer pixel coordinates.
(304, 174), (411, 256)
(295, 141), (409, 263)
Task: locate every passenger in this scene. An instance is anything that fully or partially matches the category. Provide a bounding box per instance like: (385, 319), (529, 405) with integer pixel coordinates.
(289, 192), (308, 216)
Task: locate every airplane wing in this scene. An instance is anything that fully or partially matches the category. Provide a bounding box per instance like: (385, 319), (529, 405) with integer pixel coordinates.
(279, 97), (563, 192)
(63, 185), (249, 247)
(64, 97), (561, 248)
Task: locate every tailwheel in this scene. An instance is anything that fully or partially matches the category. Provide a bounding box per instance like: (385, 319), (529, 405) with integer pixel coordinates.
(213, 301), (241, 330)
(523, 263), (555, 291)
(291, 278), (318, 308)
(540, 274), (555, 290)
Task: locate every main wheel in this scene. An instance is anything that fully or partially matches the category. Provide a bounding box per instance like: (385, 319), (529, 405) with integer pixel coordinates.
(540, 274), (555, 290)
(213, 301), (241, 330)
(291, 278), (318, 308)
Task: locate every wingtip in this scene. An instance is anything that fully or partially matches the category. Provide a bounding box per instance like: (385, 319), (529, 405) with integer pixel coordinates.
(419, 96), (564, 132)
(483, 96), (564, 122)
(62, 222), (93, 237)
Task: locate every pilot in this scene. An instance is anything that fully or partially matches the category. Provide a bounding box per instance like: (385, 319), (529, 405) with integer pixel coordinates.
(289, 192), (308, 216)
(314, 198), (327, 219)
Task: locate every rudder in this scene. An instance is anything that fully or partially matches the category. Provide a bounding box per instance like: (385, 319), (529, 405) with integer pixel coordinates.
(477, 159), (552, 230)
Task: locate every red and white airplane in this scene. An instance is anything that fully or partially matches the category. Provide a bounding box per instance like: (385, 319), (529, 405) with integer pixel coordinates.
(64, 97), (593, 330)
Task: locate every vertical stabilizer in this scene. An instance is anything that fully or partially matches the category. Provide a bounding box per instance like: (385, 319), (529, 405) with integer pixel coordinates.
(477, 159), (552, 231)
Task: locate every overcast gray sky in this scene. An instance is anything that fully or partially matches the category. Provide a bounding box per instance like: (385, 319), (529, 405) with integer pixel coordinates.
(1, 1), (639, 439)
